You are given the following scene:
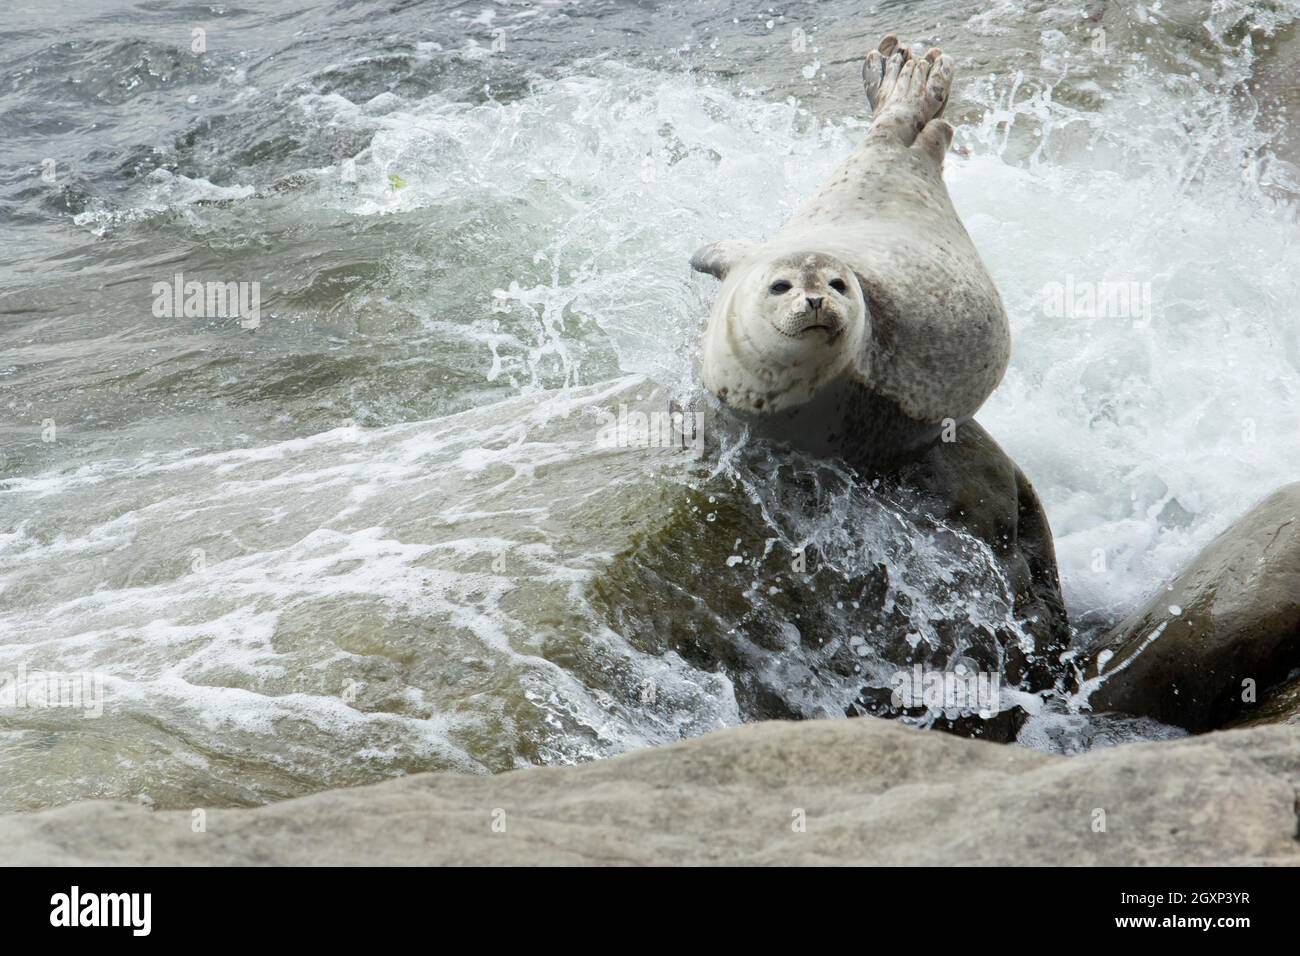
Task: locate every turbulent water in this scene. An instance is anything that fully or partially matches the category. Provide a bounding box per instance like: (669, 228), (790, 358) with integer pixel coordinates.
(2, 0), (1299, 812)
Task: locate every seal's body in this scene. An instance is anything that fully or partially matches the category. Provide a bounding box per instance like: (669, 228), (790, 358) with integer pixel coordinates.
(693, 37), (1008, 468)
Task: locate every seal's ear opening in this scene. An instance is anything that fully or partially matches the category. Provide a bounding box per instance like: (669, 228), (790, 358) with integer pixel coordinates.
(690, 240), (757, 281)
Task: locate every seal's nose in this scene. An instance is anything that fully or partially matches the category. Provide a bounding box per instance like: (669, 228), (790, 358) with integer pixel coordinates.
(806, 296), (823, 311)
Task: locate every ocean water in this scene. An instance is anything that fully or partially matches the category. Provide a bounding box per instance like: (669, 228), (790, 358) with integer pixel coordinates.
(2, 0), (1298, 811)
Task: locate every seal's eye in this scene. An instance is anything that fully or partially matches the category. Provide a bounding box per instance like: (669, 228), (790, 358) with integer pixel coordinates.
(829, 278), (848, 294)
(769, 281), (792, 295)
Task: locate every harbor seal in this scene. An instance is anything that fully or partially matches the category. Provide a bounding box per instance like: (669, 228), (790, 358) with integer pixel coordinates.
(693, 36), (1008, 469)
(676, 37), (1070, 738)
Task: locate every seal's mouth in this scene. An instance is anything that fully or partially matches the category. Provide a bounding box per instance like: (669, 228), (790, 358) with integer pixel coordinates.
(777, 320), (842, 340)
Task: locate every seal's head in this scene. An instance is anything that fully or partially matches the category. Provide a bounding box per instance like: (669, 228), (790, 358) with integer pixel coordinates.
(743, 252), (860, 341)
(692, 244), (869, 414)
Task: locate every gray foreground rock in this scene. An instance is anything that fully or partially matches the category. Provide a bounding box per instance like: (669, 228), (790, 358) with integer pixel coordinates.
(2, 718), (1298, 865)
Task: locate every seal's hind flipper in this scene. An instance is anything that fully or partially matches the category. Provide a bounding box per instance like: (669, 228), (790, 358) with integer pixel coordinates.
(863, 38), (954, 148)
(690, 240), (757, 281)
(915, 118), (955, 166)
(862, 34), (905, 114)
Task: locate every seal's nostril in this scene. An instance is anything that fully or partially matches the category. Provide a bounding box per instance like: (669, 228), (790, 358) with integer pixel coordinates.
(806, 296), (823, 310)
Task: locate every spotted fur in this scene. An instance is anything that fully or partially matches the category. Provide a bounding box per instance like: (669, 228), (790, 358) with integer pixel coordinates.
(694, 36), (1009, 448)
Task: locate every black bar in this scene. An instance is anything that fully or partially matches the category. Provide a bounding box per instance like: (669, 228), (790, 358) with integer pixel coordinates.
(0, 867), (1287, 940)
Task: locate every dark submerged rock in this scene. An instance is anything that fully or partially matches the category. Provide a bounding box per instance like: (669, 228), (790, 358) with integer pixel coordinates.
(587, 407), (1070, 743)
(1224, 670), (1300, 729)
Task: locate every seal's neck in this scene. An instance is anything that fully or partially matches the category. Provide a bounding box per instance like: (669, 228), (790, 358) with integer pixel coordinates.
(710, 374), (947, 476)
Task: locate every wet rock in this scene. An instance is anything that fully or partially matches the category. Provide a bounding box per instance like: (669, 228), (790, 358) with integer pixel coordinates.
(1224, 670), (1300, 730)
(890, 419), (1071, 693)
(850, 683), (1030, 742)
(1082, 483), (1300, 731)
(589, 414), (1069, 743)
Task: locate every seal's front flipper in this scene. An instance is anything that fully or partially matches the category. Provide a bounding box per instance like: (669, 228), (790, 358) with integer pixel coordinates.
(690, 240), (757, 281)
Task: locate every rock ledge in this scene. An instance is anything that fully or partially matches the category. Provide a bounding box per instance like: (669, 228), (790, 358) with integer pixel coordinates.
(3, 718), (1299, 865)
